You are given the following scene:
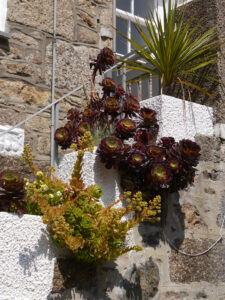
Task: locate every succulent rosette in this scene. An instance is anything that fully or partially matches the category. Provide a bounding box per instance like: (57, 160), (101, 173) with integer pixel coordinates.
(115, 86), (125, 98)
(146, 145), (163, 159)
(148, 163), (171, 186)
(104, 97), (120, 115)
(168, 158), (180, 172)
(97, 136), (123, 169)
(101, 78), (116, 94)
(0, 171), (24, 193)
(179, 139), (201, 160)
(83, 107), (97, 121)
(160, 137), (175, 148)
(54, 127), (72, 149)
(123, 94), (140, 116)
(0, 171), (25, 214)
(90, 47), (115, 75)
(128, 150), (147, 170)
(78, 121), (91, 135)
(134, 128), (158, 145)
(67, 108), (80, 121)
(115, 118), (136, 139)
(140, 108), (157, 126)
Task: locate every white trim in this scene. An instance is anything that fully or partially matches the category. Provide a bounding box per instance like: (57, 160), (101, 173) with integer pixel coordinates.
(0, 0), (7, 32)
(116, 9), (146, 26)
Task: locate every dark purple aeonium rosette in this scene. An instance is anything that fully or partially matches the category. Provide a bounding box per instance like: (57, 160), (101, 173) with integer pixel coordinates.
(115, 86), (125, 98)
(127, 149), (148, 170)
(97, 136), (123, 169)
(101, 78), (116, 95)
(148, 163), (172, 189)
(115, 118), (136, 139)
(179, 139), (201, 161)
(54, 127), (72, 149)
(160, 137), (175, 149)
(104, 97), (120, 115)
(67, 108), (80, 121)
(123, 94), (140, 116)
(0, 170), (25, 214)
(134, 128), (157, 145)
(82, 107), (98, 121)
(90, 47), (115, 75)
(146, 145), (163, 159)
(140, 108), (157, 126)
(78, 121), (92, 135)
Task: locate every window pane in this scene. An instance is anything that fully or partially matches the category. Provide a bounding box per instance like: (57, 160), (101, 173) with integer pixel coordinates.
(116, 0), (131, 12)
(134, 0), (155, 18)
(116, 17), (128, 55)
(131, 22), (148, 48)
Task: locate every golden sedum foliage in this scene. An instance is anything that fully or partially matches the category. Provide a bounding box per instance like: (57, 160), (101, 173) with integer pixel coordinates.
(22, 131), (161, 263)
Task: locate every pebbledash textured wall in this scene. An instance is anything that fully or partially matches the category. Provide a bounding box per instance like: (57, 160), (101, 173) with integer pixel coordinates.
(0, 0), (113, 177)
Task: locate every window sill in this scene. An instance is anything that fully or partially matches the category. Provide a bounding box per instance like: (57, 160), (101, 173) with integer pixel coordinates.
(0, 31), (11, 39)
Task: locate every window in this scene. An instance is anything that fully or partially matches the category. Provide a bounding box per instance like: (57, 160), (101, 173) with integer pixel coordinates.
(115, 0), (191, 55)
(116, 0), (156, 55)
(0, 0), (8, 33)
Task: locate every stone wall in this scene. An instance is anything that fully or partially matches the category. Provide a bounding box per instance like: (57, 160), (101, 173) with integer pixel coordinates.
(0, 0), (113, 174)
(174, 0), (225, 123)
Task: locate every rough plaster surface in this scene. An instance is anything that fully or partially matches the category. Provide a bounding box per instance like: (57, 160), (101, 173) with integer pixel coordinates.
(141, 95), (214, 141)
(0, 212), (67, 300)
(56, 149), (122, 209)
(0, 125), (24, 156)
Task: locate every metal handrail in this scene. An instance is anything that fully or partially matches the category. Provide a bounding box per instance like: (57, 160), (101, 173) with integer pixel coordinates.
(0, 83), (87, 139)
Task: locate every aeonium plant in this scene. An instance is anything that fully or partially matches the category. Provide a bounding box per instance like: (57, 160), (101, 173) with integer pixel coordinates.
(0, 170), (26, 214)
(55, 47), (201, 200)
(21, 132), (162, 263)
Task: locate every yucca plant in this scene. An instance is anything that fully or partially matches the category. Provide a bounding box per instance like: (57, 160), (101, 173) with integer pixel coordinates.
(117, 0), (220, 97)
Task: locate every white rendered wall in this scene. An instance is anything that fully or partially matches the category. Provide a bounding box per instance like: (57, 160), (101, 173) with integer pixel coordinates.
(0, 125), (24, 156)
(141, 95), (214, 141)
(56, 149), (122, 208)
(0, 213), (67, 300)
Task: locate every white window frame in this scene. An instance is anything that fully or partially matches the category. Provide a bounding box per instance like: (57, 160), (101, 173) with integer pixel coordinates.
(0, 0), (8, 33)
(116, 0), (147, 55)
(115, 0), (192, 55)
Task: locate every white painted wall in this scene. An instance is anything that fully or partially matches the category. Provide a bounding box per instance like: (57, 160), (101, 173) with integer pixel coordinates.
(0, 0), (7, 32)
(0, 125), (24, 156)
(0, 213), (68, 300)
(141, 95), (214, 141)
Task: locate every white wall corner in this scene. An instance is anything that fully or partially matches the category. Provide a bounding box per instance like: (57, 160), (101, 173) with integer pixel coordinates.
(141, 95), (214, 142)
(0, 125), (24, 156)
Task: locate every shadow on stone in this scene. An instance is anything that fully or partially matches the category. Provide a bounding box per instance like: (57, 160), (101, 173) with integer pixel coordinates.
(138, 192), (185, 249)
(49, 256), (159, 300)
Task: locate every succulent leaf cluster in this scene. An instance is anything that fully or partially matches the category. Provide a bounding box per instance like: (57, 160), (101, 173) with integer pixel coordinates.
(0, 170), (26, 214)
(21, 141), (161, 264)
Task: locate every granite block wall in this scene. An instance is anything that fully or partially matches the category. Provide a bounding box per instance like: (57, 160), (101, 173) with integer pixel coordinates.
(174, 0), (225, 123)
(0, 0), (113, 175)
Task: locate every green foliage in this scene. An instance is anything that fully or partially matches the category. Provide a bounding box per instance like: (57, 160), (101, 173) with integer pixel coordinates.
(22, 131), (161, 264)
(117, 0), (221, 97)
